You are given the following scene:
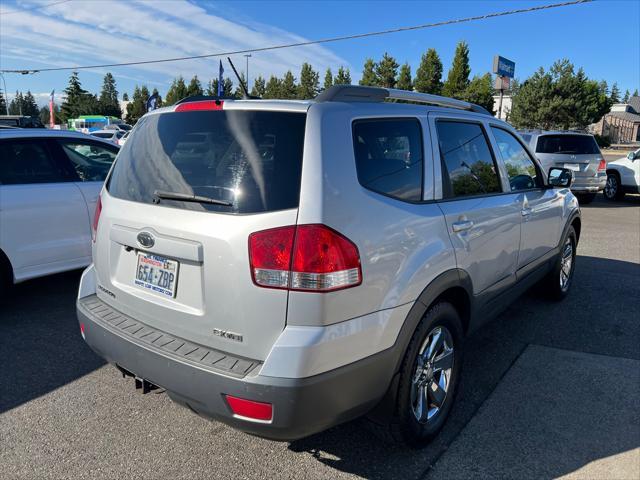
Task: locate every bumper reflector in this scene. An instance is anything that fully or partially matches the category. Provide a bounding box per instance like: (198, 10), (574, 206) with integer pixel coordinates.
(225, 395), (273, 422)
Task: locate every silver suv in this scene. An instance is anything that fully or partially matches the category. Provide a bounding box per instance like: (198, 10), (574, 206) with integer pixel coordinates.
(77, 86), (581, 445)
(519, 130), (606, 204)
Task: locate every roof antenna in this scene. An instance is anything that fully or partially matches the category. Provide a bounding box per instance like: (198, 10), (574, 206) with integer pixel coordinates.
(227, 56), (250, 99)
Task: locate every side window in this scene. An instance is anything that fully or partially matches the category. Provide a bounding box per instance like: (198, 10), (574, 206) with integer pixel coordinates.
(58, 141), (118, 182)
(352, 118), (423, 202)
(436, 121), (501, 198)
(491, 127), (541, 191)
(0, 140), (67, 185)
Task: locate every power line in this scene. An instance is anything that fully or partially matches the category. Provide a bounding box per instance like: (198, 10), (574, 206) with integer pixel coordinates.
(1, 0), (593, 74)
(0, 0), (73, 16)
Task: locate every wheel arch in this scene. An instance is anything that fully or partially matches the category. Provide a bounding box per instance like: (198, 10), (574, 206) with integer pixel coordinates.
(0, 247), (14, 285)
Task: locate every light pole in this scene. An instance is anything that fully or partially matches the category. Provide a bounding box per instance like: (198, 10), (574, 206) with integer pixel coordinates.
(0, 72), (9, 115)
(244, 54), (251, 91)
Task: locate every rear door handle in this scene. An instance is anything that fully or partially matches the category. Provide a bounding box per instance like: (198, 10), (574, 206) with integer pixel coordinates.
(452, 220), (474, 232)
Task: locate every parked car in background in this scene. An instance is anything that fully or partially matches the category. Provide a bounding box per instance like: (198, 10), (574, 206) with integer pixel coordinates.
(520, 131), (606, 203)
(117, 131), (130, 146)
(91, 129), (125, 145)
(77, 86), (580, 446)
(604, 147), (640, 200)
(0, 129), (119, 298)
(0, 115), (45, 128)
(104, 123), (132, 132)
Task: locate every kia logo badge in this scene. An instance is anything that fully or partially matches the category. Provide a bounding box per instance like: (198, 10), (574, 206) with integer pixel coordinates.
(137, 231), (155, 248)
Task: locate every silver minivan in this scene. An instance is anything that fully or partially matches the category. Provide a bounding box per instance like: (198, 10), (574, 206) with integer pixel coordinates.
(77, 86), (581, 445)
(519, 131), (606, 203)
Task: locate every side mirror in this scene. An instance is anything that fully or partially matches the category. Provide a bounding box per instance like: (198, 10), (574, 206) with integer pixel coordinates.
(548, 167), (573, 188)
(627, 152), (638, 161)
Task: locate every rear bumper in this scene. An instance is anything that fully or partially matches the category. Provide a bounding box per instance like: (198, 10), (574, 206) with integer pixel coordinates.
(77, 295), (396, 441)
(570, 173), (606, 192)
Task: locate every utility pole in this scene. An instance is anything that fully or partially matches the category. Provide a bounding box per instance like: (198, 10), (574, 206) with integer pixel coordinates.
(244, 54), (252, 91)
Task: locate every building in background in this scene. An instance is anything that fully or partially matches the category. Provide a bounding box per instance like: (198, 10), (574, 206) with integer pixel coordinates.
(493, 94), (512, 121)
(591, 96), (640, 144)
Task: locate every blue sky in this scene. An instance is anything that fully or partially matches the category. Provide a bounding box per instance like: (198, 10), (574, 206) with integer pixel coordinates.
(1, 0), (638, 106)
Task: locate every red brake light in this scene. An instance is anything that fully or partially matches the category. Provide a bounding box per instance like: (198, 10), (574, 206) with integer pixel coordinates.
(597, 159), (606, 171)
(248, 224), (362, 292)
(175, 100), (223, 112)
(225, 395), (273, 422)
(92, 196), (102, 242)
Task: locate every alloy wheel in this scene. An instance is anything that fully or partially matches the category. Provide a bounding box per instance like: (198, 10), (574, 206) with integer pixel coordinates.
(604, 175), (618, 199)
(410, 326), (454, 424)
(560, 238), (573, 291)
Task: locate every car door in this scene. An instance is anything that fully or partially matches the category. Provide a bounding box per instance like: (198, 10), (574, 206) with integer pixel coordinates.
(0, 137), (89, 281)
(51, 138), (119, 252)
(430, 115), (521, 296)
(488, 126), (565, 271)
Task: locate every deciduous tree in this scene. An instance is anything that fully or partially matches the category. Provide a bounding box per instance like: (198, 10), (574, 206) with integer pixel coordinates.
(463, 74), (495, 115)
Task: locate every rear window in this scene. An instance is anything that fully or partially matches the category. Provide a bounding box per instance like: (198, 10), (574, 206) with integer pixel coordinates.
(536, 135), (600, 155)
(92, 132), (113, 139)
(107, 110), (306, 214)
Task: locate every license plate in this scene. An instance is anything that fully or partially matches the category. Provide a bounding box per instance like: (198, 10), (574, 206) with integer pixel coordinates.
(564, 163), (580, 171)
(134, 252), (179, 298)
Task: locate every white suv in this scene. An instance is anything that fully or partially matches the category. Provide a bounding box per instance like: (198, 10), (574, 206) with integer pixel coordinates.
(77, 86), (580, 445)
(0, 130), (118, 296)
(604, 148), (640, 200)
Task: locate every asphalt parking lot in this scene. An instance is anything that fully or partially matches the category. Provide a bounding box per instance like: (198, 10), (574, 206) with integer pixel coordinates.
(1, 193), (639, 480)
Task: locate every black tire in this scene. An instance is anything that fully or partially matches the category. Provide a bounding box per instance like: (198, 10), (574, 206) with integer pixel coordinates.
(0, 251), (13, 303)
(542, 225), (577, 301)
(603, 172), (625, 201)
(575, 192), (596, 204)
(379, 302), (463, 446)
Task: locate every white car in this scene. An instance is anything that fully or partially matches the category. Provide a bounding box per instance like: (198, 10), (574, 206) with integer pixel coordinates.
(91, 129), (125, 145)
(0, 129), (119, 297)
(604, 148), (640, 200)
(117, 131), (130, 146)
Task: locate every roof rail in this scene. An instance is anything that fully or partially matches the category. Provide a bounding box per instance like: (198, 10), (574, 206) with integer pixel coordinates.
(315, 85), (491, 115)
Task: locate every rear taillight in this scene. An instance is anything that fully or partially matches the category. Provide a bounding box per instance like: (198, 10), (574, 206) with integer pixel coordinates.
(92, 196), (102, 242)
(225, 395), (273, 422)
(597, 159), (606, 171)
(175, 100), (223, 112)
(248, 224), (362, 292)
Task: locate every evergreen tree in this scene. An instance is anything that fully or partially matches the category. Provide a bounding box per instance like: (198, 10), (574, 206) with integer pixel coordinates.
(510, 59), (611, 130)
(98, 72), (121, 117)
(223, 78), (234, 97)
(622, 89), (630, 103)
(397, 63), (413, 91)
(442, 41), (471, 98)
(164, 76), (188, 105)
(610, 83), (621, 103)
(60, 71), (89, 121)
(22, 91), (39, 117)
(125, 85), (151, 124)
(233, 73), (247, 98)
(280, 71), (297, 99)
(334, 67), (351, 85)
(122, 92), (129, 101)
(8, 91), (24, 115)
(187, 75), (203, 97)
(0, 89), (7, 114)
(359, 58), (377, 86)
(251, 75), (266, 97)
(298, 63), (319, 99)
(323, 68), (333, 90)
(39, 104), (60, 125)
(414, 48), (443, 94)
(376, 53), (399, 88)
(263, 75), (281, 99)
(463, 74), (495, 115)
(633, 89), (639, 97)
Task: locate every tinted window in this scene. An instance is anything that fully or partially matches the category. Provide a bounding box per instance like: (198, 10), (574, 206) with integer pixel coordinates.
(92, 132), (113, 139)
(492, 127), (541, 191)
(107, 110), (306, 214)
(520, 133), (532, 143)
(0, 140), (67, 185)
(353, 118), (423, 202)
(536, 135), (600, 154)
(436, 121), (501, 197)
(59, 140), (118, 182)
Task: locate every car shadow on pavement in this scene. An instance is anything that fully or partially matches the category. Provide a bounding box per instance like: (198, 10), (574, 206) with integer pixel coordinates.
(287, 255), (640, 480)
(584, 193), (640, 208)
(0, 270), (106, 414)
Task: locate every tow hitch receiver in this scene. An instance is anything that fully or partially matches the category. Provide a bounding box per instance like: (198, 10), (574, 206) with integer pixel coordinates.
(116, 365), (159, 394)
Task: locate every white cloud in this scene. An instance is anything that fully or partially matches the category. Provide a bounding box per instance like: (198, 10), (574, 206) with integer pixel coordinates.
(0, 0), (350, 93)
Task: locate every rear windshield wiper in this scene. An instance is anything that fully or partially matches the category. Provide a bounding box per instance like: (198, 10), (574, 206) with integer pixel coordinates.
(153, 190), (233, 207)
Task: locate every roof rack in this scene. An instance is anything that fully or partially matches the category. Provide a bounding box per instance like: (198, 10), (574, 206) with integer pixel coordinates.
(315, 85), (491, 115)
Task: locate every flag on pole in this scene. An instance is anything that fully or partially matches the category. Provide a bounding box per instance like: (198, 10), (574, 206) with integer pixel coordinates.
(146, 92), (159, 112)
(49, 90), (55, 128)
(217, 60), (224, 97)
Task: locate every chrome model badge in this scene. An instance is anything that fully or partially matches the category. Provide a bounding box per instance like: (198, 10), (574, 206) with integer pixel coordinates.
(137, 231), (155, 249)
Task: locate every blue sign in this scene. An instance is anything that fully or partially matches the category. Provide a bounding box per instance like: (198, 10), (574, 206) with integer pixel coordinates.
(493, 55), (515, 78)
